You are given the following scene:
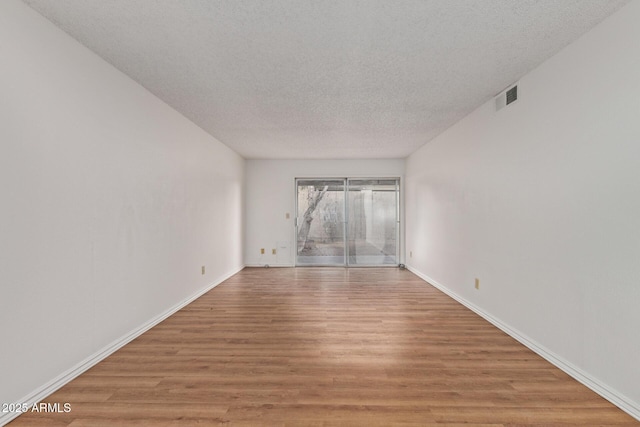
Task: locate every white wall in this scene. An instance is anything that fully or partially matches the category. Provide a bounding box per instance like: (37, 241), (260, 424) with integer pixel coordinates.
(0, 0), (244, 415)
(406, 0), (640, 417)
(245, 159), (405, 266)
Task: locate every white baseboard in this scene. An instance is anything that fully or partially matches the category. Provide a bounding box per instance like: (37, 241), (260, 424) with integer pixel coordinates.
(244, 264), (293, 268)
(0, 265), (245, 427)
(406, 265), (640, 422)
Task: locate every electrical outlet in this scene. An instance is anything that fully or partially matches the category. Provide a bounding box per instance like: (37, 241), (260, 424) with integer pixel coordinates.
(260, 248), (265, 254)
(272, 248), (276, 255)
(410, 251), (413, 258)
(285, 213), (290, 219)
(475, 278), (480, 290)
(201, 266), (205, 275)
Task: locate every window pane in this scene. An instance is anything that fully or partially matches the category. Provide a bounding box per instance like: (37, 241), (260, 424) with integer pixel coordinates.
(296, 179), (345, 265)
(347, 179), (398, 265)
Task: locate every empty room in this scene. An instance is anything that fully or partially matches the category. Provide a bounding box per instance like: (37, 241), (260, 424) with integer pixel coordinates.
(1, 0), (639, 425)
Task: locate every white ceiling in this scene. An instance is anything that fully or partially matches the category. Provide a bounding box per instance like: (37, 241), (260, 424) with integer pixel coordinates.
(23, 0), (630, 159)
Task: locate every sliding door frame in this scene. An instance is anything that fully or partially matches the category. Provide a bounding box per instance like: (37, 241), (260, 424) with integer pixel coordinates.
(295, 178), (347, 266)
(294, 177), (401, 267)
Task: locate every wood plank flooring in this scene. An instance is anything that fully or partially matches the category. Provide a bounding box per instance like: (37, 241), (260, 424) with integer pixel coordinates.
(9, 267), (638, 426)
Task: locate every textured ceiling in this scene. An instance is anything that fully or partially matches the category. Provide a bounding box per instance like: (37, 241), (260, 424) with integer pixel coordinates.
(23, 0), (630, 159)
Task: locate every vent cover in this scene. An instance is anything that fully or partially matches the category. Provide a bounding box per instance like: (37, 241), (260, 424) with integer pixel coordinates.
(506, 85), (518, 105)
(495, 83), (519, 111)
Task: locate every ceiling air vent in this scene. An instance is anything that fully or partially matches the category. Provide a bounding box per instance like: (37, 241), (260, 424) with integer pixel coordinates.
(495, 82), (519, 111)
(506, 85), (518, 105)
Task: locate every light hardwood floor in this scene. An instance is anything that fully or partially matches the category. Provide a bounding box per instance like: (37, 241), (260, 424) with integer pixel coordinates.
(10, 267), (638, 426)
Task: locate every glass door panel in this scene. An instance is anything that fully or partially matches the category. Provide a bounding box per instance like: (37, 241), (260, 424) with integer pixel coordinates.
(296, 179), (346, 266)
(347, 179), (399, 265)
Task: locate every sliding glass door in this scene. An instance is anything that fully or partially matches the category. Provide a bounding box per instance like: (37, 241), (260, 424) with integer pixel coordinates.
(296, 179), (346, 266)
(296, 178), (399, 266)
(347, 179), (399, 265)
